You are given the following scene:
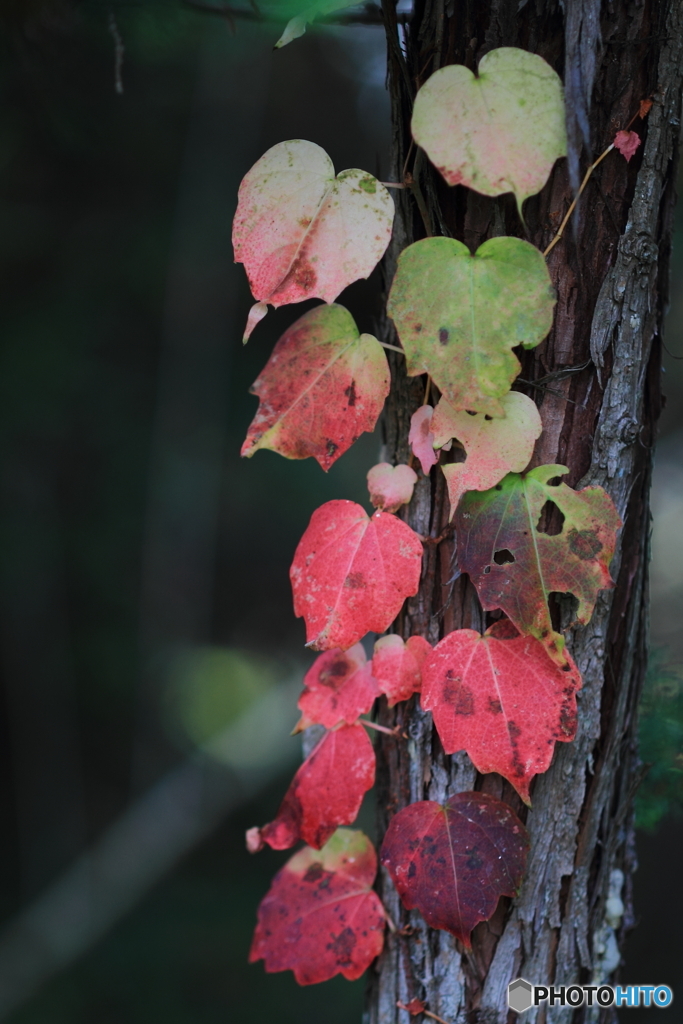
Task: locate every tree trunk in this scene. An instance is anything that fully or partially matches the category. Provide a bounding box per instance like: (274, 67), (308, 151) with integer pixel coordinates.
(367, 1), (683, 1021)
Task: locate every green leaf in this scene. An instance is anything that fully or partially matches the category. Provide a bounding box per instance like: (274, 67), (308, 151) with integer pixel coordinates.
(456, 465), (621, 662)
(411, 47), (567, 215)
(273, 0), (361, 47)
(387, 236), (556, 415)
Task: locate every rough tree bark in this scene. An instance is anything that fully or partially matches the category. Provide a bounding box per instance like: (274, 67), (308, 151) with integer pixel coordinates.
(366, 1), (683, 1022)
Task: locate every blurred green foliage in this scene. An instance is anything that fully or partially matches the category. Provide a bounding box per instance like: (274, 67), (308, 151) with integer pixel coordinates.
(636, 651), (683, 831)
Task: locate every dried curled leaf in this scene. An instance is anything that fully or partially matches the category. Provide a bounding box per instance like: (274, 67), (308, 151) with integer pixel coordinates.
(421, 623), (582, 803)
(371, 634), (432, 707)
(431, 392), (542, 517)
(367, 463), (418, 513)
(241, 304), (389, 471)
(255, 724), (375, 851)
(296, 644), (380, 730)
(456, 465), (622, 662)
(409, 405), (438, 475)
(250, 828), (385, 984)
(387, 236), (555, 416)
(411, 47), (567, 214)
(290, 500), (424, 651)
(233, 140), (394, 340)
(380, 791), (529, 946)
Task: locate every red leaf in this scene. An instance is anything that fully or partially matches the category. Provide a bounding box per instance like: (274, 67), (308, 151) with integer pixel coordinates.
(291, 500), (424, 651)
(380, 792), (529, 946)
(367, 462), (417, 513)
(398, 1000), (427, 1015)
(409, 406), (438, 475)
(372, 634), (432, 707)
(241, 304), (390, 471)
(614, 130), (641, 162)
(256, 724), (375, 850)
(250, 828), (385, 985)
(296, 644), (380, 729)
(420, 626), (582, 803)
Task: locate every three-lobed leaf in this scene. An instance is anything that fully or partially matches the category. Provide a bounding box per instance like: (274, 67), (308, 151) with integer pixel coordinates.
(456, 465), (622, 662)
(421, 621), (582, 803)
(366, 462), (417, 513)
(431, 391), (542, 516)
(296, 643), (379, 730)
(411, 47), (567, 214)
(233, 140), (394, 340)
(380, 791), (529, 946)
(387, 236), (556, 415)
(290, 500), (424, 651)
(254, 723), (375, 851)
(241, 303), (389, 470)
(371, 634), (432, 707)
(250, 828), (385, 984)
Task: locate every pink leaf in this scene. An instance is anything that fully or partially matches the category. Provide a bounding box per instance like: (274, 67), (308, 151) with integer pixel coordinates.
(372, 634), (432, 707)
(614, 130), (641, 162)
(233, 141), (394, 340)
(409, 406), (438, 475)
(255, 724), (375, 851)
(380, 792), (529, 947)
(241, 304), (390, 471)
(431, 392), (542, 517)
(296, 644), (380, 730)
(290, 500), (424, 651)
(367, 462), (418, 512)
(421, 626), (582, 803)
(250, 828), (385, 985)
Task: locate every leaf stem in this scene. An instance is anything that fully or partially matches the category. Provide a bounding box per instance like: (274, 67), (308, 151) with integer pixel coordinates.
(380, 181), (407, 189)
(379, 341), (406, 354)
(362, 719), (403, 738)
(397, 1001), (452, 1024)
(543, 144), (614, 258)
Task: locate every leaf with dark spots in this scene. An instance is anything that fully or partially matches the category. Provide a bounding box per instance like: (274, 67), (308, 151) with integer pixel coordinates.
(290, 500), (424, 651)
(371, 634), (432, 707)
(456, 465), (621, 663)
(295, 644), (380, 730)
(380, 792), (529, 946)
(366, 463), (417, 513)
(388, 236), (555, 415)
(254, 724), (375, 851)
(233, 141), (394, 340)
(241, 304), (389, 471)
(250, 829), (385, 985)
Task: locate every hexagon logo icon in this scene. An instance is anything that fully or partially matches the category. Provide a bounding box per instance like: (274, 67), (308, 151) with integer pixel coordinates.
(508, 978), (533, 1013)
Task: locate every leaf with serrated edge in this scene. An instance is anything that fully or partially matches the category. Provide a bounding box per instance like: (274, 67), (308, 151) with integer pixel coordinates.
(421, 622), (582, 803)
(380, 791), (529, 947)
(296, 644), (380, 730)
(411, 47), (567, 215)
(290, 500), (424, 651)
(387, 236), (555, 415)
(372, 634), (432, 707)
(409, 405), (438, 474)
(367, 463), (417, 513)
(250, 828), (385, 985)
(233, 140), (394, 340)
(431, 392), (542, 517)
(456, 465), (622, 662)
(256, 724), (375, 851)
(242, 304), (389, 471)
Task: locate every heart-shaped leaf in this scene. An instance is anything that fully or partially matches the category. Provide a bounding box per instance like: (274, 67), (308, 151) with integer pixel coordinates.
(421, 624), (582, 803)
(387, 236), (555, 415)
(431, 391), (542, 517)
(456, 465), (622, 662)
(380, 791), (529, 946)
(254, 723), (375, 851)
(411, 47), (567, 214)
(250, 828), (385, 984)
(409, 405), (438, 474)
(290, 500), (424, 651)
(296, 643), (380, 730)
(241, 304), (390, 471)
(233, 140), (394, 340)
(367, 463), (418, 513)
(372, 634), (432, 707)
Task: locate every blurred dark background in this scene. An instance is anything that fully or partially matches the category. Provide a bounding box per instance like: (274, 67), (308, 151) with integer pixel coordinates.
(0, 4), (681, 1021)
